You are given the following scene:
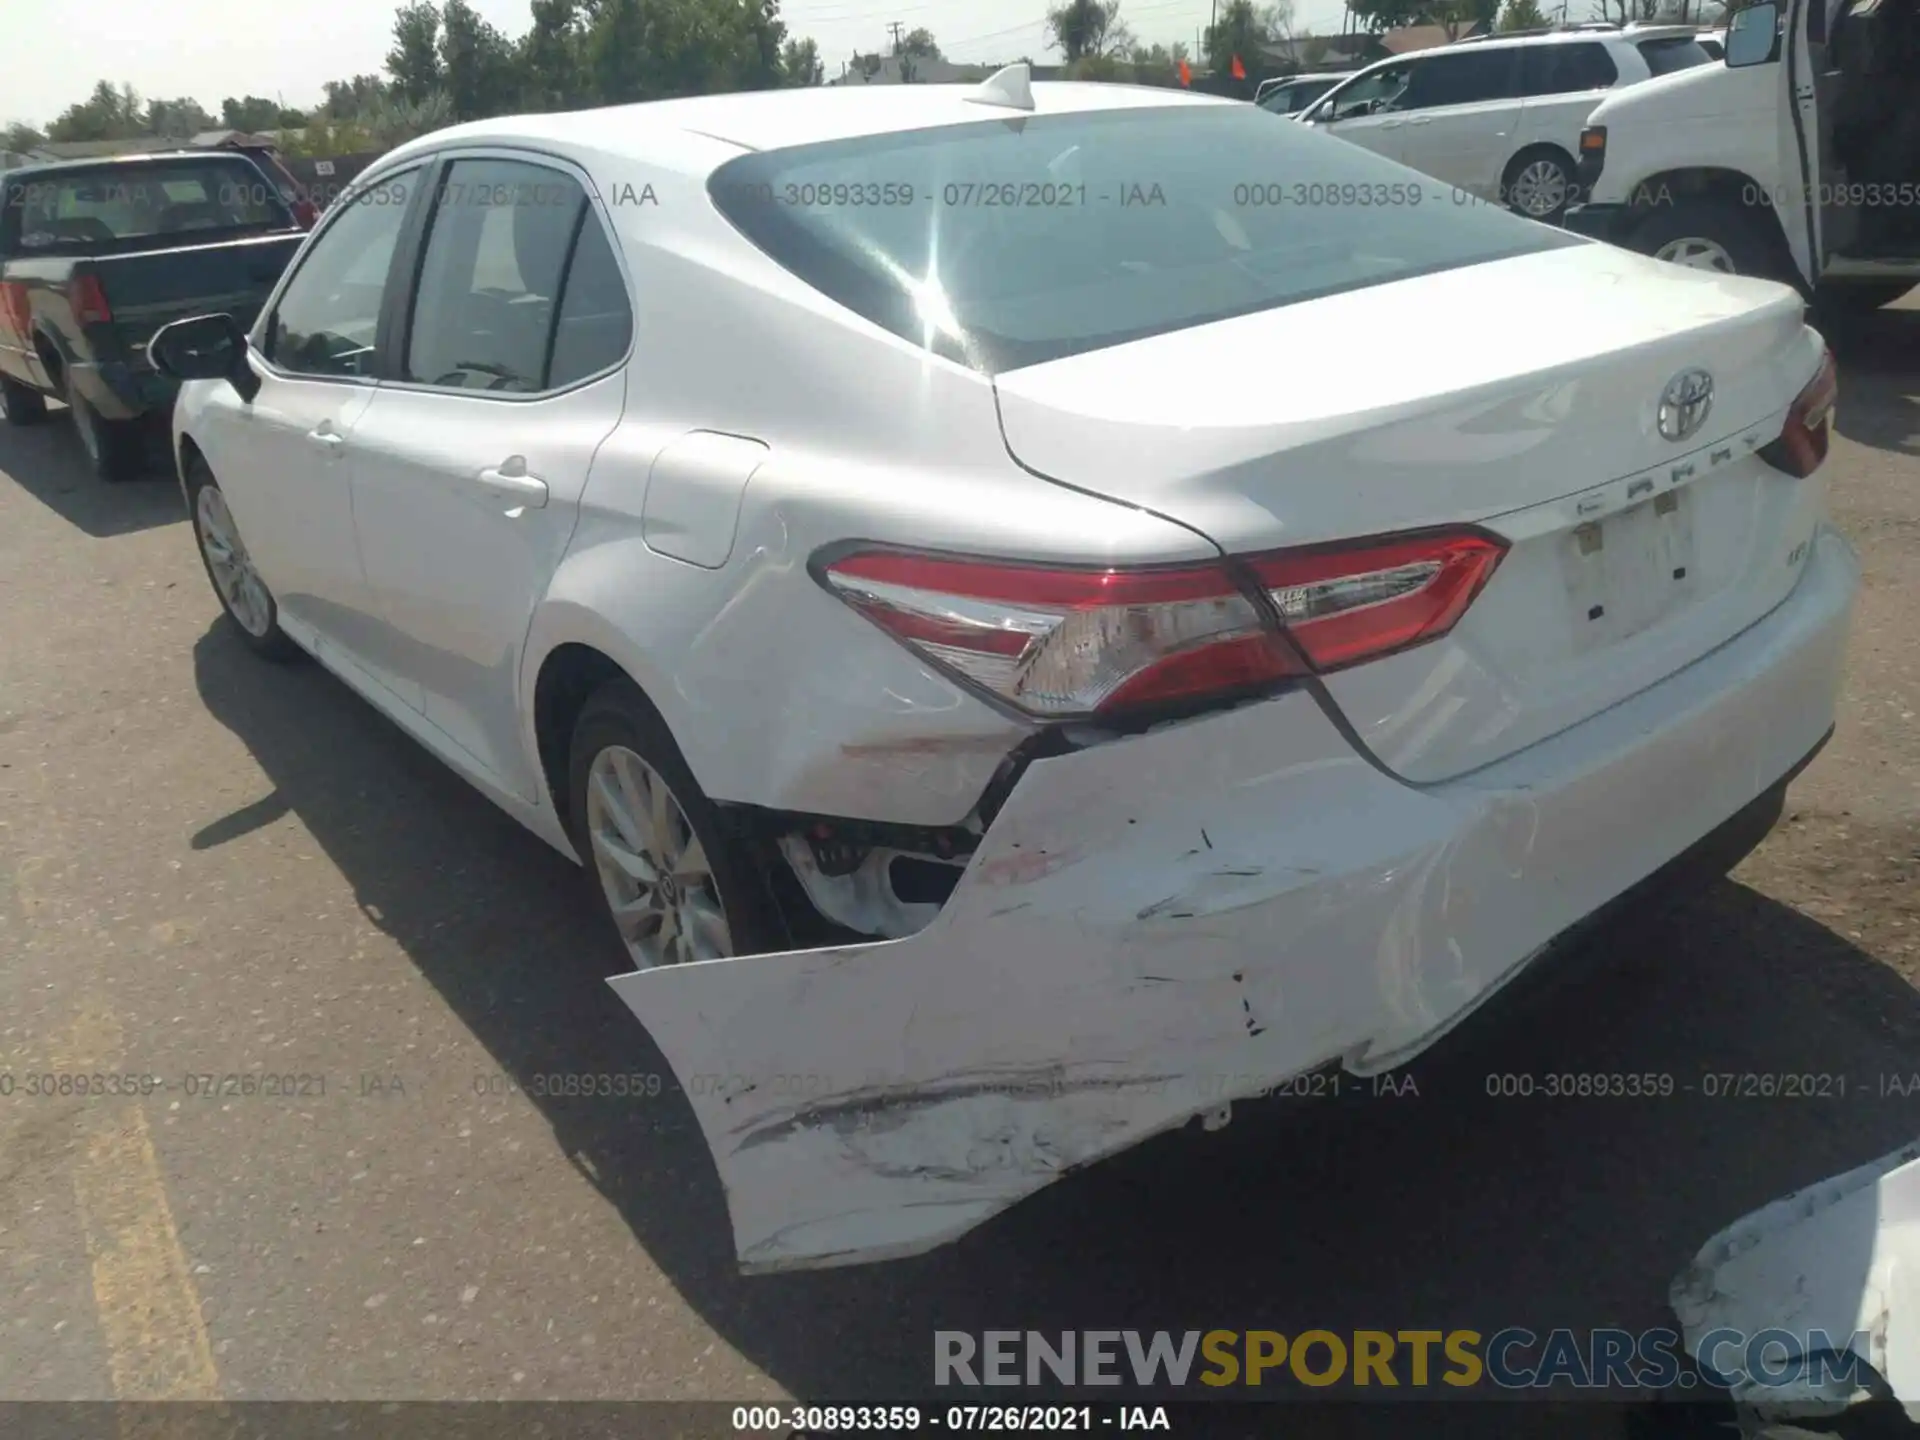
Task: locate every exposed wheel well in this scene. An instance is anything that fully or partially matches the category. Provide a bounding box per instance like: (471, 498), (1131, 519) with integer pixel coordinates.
(176, 433), (204, 487)
(32, 332), (63, 390)
(533, 643), (631, 833)
(1624, 167), (1792, 249)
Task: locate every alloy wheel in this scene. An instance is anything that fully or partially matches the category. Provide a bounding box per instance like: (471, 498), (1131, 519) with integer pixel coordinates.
(195, 485), (274, 638)
(584, 744), (734, 968)
(1508, 159), (1570, 219)
(1653, 236), (1738, 274)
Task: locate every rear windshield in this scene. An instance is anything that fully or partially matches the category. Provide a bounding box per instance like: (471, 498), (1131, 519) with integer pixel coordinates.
(709, 104), (1581, 373)
(1636, 36), (1713, 74)
(0, 157), (294, 257)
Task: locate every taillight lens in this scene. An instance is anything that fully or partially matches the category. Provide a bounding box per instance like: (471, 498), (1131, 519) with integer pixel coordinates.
(292, 197), (318, 228)
(819, 528), (1506, 722)
(1760, 349), (1837, 478)
(71, 273), (112, 327)
(0, 279), (29, 340)
(1244, 530), (1508, 670)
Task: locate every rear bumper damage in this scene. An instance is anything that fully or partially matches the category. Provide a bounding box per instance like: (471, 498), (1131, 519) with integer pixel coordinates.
(1672, 1137), (1920, 1423)
(609, 531), (1859, 1272)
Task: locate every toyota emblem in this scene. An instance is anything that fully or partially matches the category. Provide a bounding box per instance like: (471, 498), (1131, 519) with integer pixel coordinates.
(1658, 368), (1715, 443)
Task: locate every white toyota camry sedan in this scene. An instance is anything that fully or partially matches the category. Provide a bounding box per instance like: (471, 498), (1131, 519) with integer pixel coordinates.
(153, 66), (1858, 1274)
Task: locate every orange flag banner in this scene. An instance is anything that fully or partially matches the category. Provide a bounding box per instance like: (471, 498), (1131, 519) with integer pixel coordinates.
(1230, 53), (1246, 79)
(1177, 57), (1192, 85)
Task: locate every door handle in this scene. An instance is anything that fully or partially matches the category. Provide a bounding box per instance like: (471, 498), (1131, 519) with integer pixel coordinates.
(1381, 119), (1405, 128)
(477, 456), (549, 511)
(307, 425), (345, 449)
(1410, 116), (1433, 125)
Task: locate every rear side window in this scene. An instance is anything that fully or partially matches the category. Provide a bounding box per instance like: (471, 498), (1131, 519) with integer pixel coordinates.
(404, 158), (591, 393)
(710, 105), (1581, 373)
(0, 158), (292, 256)
(547, 214), (633, 388)
(1516, 42), (1621, 95)
(1637, 36), (1713, 74)
(1401, 51), (1519, 108)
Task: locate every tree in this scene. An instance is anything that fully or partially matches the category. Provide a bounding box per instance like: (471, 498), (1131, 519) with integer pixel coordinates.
(1498, 0), (1548, 24)
(519, 0), (584, 110)
(145, 97), (215, 138)
(321, 74), (390, 121)
(1047, 0), (1133, 62)
(3, 121), (45, 152)
(781, 36), (824, 85)
(1345, 0), (1426, 30)
(1205, 0), (1290, 73)
(439, 0), (519, 120)
(388, 0), (446, 105)
(46, 81), (144, 142)
(220, 95), (284, 132)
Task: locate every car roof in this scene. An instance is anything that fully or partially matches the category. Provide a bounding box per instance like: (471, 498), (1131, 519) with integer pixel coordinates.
(381, 80), (1236, 178)
(2, 150), (261, 180)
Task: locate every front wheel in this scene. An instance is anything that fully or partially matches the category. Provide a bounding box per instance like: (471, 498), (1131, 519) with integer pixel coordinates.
(186, 457), (302, 661)
(1629, 201), (1798, 287)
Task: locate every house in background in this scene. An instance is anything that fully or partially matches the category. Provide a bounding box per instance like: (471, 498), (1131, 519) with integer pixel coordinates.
(23, 129), (283, 164)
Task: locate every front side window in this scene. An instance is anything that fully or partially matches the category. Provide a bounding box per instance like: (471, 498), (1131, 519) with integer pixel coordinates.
(265, 168), (418, 379)
(1324, 62), (1415, 118)
(1400, 51), (1519, 109)
(404, 158), (590, 393)
(711, 105), (1582, 374)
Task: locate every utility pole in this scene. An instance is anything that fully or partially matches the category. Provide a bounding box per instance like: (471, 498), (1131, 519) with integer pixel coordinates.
(1207, 0), (1218, 65)
(887, 20), (905, 51)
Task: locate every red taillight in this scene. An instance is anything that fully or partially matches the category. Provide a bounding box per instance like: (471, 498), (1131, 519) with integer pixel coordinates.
(818, 528), (1507, 722)
(292, 197), (318, 229)
(1242, 530), (1508, 671)
(1760, 349), (1837, 478)
(0, 279), (29, 340)
(70, 273), (112, 327)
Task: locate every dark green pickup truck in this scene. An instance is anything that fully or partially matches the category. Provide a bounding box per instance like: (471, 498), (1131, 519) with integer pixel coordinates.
(0, 150), (308, 479)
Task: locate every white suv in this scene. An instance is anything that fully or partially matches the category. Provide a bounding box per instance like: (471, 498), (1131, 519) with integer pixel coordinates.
(1300, 26), (1715, 220)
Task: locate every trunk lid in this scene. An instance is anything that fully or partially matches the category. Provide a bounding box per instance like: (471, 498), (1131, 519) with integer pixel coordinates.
(993, 241), (1828, 782)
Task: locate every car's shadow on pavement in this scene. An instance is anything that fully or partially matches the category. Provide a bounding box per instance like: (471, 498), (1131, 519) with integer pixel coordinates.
(1827, 299), (1920, 457)
(189, 624), (1920, 1433)
(0, 405), (181, 537)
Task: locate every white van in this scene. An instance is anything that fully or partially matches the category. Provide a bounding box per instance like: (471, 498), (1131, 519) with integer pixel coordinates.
(1563, 0), (1920, 311)
(1298, 27), (1714, 220)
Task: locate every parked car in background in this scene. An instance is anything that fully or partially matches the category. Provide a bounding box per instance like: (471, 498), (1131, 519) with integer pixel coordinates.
(152, 72), (1855, 1273)
(1565, 0), (1919, 312)
(1255, 71), (1356, 115)
(1300, 26), (1715, 220)
(1695, 29), (1727, 58)
(0, 151), (307, 478)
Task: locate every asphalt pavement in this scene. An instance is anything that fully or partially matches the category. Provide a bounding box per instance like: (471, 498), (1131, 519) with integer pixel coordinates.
(1, 301), (1916, 1436)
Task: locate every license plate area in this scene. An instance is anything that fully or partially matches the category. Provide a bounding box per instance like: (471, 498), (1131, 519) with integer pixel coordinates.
(1562, 488), (1700, 653)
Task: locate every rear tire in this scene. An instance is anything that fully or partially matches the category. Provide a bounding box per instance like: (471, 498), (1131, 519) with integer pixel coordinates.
(1629, 200), (1799, 288)
(567, 677), (785, 970)
(185, 455), (303, 662)
(0, 375), (47, 426)
(1502, 147), (1578, 223)
(65, 371), (145, 481)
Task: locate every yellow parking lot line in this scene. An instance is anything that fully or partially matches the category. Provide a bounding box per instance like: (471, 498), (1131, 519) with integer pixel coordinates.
(55, 1003), (221, 1401)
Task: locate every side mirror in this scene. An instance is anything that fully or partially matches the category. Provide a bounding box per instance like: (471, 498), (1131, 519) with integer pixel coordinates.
(1726, 0), (1780, 66)
(150, 313), (259, 402)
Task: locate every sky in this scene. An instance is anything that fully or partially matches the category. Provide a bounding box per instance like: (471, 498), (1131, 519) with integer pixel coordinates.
(3, 0), (1360, 128)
